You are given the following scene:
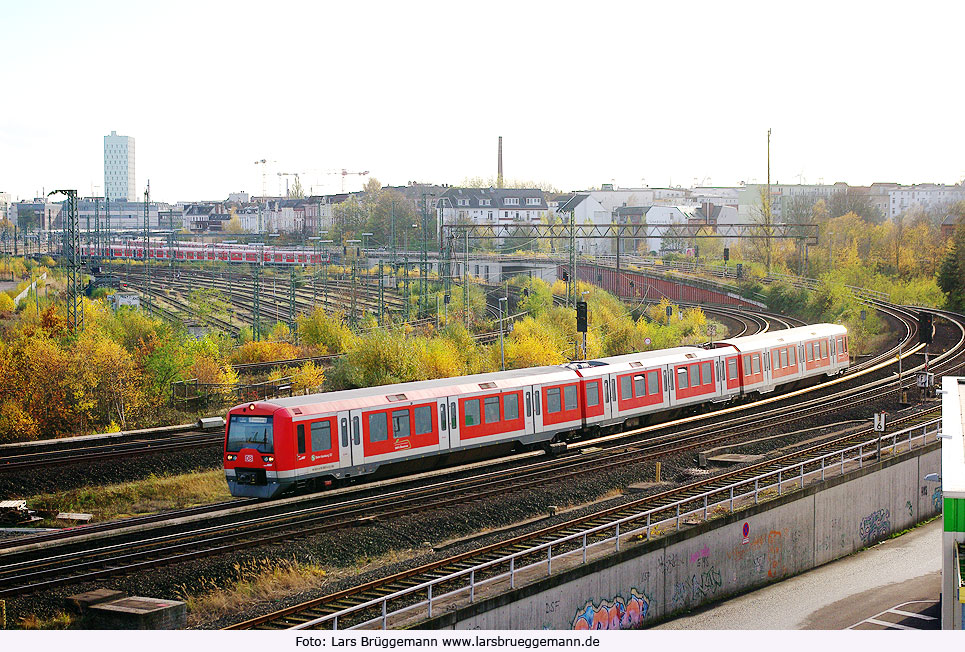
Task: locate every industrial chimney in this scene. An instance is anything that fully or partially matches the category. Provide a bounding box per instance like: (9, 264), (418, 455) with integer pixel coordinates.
(497, 136), (504, 188)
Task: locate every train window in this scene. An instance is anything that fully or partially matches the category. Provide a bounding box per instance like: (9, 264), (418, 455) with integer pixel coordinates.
(525, 392), (532, 417)
(843, 336), (848, 352)
(297, 424), (306, 455)
(743, 355), (752, 376)
(484, 396), (501, 423)
(702, 362), (712, 384)
(780, 349), (788, 368)
(820, 340), (828, 359)
(564, 385), (578, 411)
(440, 404), (447, 430)
(752, 354), (761, 374)
(353, 417), (360, 445)
(535, 391), (541, 415)
(414, 406), (433, 436)
(611, 379), (617, 402)
(689, 366), (699, 387)
(789, 347), (796, 365)
(647, 370), (659, 395)
(806, 343), (814, 361)
(586, 382), (600, 407)
(728, 358), (738, 380)
(505, 393), (520, 420)
(677, 368), (689, 389)
(465, 399), (481, 426)
(620, 376), (632, 400)
(369, 413), (388, 442)
(451, 403), (457, 426)
(341, 418), (348, 447)
(547, 388), (562, 413)
(634, 375), (645, 397)
(392, 410), (410, 438)
(310, 421), (332, 451)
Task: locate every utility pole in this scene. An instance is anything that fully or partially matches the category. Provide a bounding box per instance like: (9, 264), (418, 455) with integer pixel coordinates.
(378, 260), (385, 325)
(52, 190), (82, 332)
(498, 296), (507, 370)
(289, 266), (297, 342)
(144, 180), (151, 315)
(94, 197), (100, 259)
(569, 212), (577, 307)
(252, 263), (261, 341)
(105, 193), (111, 261)
(765, 128), (772, 274)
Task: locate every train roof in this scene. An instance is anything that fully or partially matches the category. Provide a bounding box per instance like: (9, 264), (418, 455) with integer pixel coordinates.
(257, 365), (582, 416)
(570, 345), (731, 377)
(716, 323), (846, 351)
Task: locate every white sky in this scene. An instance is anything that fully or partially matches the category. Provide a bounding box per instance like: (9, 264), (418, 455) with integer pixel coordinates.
(2, 0), (964, 203)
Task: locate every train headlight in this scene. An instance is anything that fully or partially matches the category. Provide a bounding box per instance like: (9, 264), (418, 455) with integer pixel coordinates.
(226, 454), (236, 461)
(248, 403), (256, 411)
(262, 455), (274, 463)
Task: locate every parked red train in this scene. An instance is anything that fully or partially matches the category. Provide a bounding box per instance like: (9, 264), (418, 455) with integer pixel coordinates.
(224, 324), (849, 498)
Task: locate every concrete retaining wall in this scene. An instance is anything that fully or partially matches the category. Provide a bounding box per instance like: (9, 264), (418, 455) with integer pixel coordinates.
(12, 272), (46, 306)
(427, 443), (941, 630)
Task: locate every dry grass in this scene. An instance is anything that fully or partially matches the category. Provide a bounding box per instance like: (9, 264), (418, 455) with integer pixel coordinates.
(18, 611), (75, 630)
(179, 558), (330, 625)
(27, 469), (231, 522)
(179, 548), (422, 626)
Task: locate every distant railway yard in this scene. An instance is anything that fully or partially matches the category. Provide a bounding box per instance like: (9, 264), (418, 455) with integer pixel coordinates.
(0, 253), (955, 629)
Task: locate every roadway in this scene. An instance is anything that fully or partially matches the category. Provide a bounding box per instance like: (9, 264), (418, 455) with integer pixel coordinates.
(653, 517), (942, 630)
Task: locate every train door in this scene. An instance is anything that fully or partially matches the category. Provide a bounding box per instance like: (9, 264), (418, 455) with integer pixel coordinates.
(437, 398), (451, 450)
(523, 386), (535, 434)
(349, 408), (365, 465)
(532, 385), (544, 435)
(445, 396), (460, 448)
(336, 411), (353, 471)
(601, 376), (613, 422)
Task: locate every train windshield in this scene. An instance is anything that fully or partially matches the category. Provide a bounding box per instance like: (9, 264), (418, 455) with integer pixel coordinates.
(227, 415), (274, 453)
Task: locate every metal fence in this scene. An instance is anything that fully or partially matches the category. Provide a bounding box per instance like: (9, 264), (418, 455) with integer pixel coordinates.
(291, 418), (941, 630)
(171, 376), (295, 408)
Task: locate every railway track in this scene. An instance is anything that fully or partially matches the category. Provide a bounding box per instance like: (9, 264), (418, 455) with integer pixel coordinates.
(0, 304), (945, 603)
(233, 411), (941, 630)
(0, 421), (224, 474)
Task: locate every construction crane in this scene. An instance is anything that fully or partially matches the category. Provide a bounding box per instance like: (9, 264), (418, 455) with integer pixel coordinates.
(254, 159), (276, 200)
(277, 172), (305, 198)
(339, 169), (370, 193)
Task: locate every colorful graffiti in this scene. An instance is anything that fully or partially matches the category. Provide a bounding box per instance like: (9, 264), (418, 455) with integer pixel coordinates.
(572, 589), (651, 630)
(689, 545), (710, 564)
(933, 488), (943, 514)
(858, 508), (891, 544)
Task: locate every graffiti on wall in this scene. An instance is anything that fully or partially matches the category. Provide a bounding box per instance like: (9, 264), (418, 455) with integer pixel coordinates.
(572, 589), (651, 630)
(766, 530), (786, 578)
(670, 567), (723, 606)
(933, 488), (943, 514)
(858, 508), (891, 544)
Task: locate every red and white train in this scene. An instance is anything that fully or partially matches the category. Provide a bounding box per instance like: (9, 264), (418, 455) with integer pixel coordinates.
(224, 324), (850, 498)
(80, 243), (327, 265)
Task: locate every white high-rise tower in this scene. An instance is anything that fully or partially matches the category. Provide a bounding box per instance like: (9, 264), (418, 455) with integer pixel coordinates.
(104, 130), (135, 201)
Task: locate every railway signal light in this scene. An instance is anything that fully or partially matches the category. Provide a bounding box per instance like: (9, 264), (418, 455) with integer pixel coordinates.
(723, 247), (730, 262)
(919, 312), (932, 344)
(576, 301), (588, 333)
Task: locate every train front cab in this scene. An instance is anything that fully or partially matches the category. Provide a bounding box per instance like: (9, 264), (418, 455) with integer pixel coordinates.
(225, 403), (285, 499)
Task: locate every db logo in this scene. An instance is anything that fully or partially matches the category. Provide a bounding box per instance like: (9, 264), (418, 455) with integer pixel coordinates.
(244, 454), (254, 463)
